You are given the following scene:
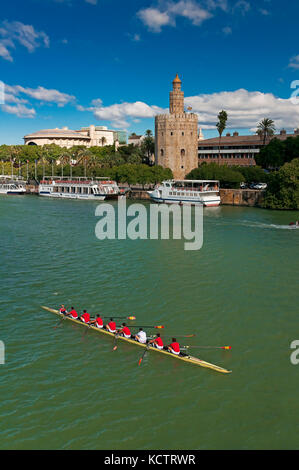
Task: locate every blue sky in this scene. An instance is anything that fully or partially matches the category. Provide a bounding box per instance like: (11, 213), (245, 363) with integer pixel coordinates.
(1, 0), (299, 144)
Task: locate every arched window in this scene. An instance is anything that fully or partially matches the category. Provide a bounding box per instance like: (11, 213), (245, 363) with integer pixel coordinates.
(160, 149), (164, 156)
(181, 149), (185, 157)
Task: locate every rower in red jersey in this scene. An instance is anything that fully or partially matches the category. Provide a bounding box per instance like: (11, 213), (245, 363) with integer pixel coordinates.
(68, 307), (78, 319)
(59, 305), (67, 315)
(80, 310), (91, 324)
(117, 322), (131, 338)
(91, 315), (103, 329)
(167, 338), (180, 355)
(148, 333), (164, 350)
(106, 318), (117, 333)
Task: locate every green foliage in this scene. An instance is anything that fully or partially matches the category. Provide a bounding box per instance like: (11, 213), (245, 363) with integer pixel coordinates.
(262, 158), (299, 210)
(186, 163), (243, 188)
(256, 118), (276, 145)
(216, 110), (228, 138)
(255, 135), (299, 169)
(234, 165), (269, 183)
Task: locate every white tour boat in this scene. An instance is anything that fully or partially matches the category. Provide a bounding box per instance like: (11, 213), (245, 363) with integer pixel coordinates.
(0, 175), (26, 195)
(148, 180), (221, 207)
(38, 177), (122, 200)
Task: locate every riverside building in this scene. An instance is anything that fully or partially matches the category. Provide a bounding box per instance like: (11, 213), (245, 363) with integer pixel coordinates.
(198, 129), (299, 166)
(24, 125), (127, 149)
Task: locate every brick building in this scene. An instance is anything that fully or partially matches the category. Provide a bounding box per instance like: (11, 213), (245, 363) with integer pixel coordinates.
(198, 129), (299, 166)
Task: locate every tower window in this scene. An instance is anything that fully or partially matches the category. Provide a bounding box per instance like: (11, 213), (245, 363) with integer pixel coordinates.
(171, 132), (173, 136)
(181, 149), (185, 157)
(182, 132), (184, 136)
(160, 149), (164, 156)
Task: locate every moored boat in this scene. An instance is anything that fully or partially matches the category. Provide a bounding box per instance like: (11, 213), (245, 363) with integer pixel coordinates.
(38, 177), (121, 200)
(147, 179), (221, 207)
(41, 306), (231, 374)
(0, 175), (26, 195)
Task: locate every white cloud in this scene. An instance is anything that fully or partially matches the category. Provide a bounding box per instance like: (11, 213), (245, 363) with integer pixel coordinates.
(289, 55), (299, 70)
(5, 84), (75, 107)
(79, 99), (167, 128)
(137, 0), (218, 32)
(1, 103), (36, 118)
(184, 89), (299, 130)
(0, 20), (49, 61)
(137, 8), (171, 32)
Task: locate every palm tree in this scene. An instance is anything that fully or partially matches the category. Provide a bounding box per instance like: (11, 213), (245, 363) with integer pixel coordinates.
(216, 110), (228, 164)
(256, 118), (276, 145)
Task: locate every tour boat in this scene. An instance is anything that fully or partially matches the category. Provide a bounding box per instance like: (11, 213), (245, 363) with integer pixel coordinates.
(147, 180), (221, 207)
(38, 177), (121, 200)
(0, 175), (26, 195)
(41, 306), (231, 374)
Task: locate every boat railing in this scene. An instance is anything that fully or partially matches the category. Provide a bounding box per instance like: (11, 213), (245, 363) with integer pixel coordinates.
(40, 179), (115, 185)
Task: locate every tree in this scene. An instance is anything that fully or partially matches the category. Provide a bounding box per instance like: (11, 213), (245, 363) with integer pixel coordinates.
(216, 110), (228, 164)
(262, 158), (299, 209)
(141, 129), (155, 165)
(256, 118), (276, 146)
(186, 163), (243, 189)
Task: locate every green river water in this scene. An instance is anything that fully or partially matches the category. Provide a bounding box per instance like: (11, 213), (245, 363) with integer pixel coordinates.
(0, 195), (299, 450)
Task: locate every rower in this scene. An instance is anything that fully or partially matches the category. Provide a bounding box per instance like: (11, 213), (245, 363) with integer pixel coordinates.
(59, 305), (67, 315)
(117, 322), (131, 338)
(106, 318), (117, 333)
(167, 338), (180, 355)
(80, 310), (91, 324)
(148, 333), (163, 350)
(91, 315), (103, 329)
(68, 307), (78, 319)
(134, 328), (147, 344)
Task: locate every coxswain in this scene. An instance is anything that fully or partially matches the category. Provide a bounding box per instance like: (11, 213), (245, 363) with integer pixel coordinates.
(134, 328), (147, 344)
(80, 310), (91, 324)
(167, 338), (180, 355)
(106, 318), (117, 333)
(117, 322), (131, 338)
(148, 333), (164, 350)
(59, 305), (67, 315)
(68, 307), (78, 319)
(91, 315), (103, 329)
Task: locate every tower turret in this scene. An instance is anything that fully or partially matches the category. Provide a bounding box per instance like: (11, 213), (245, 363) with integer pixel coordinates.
(169, 74), (184, 114)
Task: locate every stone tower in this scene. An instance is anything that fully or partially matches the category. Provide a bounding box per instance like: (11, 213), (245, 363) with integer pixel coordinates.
(155, 74), (198, 179)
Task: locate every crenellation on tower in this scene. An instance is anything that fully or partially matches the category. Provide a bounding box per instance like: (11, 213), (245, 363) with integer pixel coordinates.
(155, 75), (198, 179)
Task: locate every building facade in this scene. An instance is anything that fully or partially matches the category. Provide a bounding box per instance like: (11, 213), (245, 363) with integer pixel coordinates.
(198, 129), (299, 166)
(155, 75), (198, 179)
(24, 125), (127, 148)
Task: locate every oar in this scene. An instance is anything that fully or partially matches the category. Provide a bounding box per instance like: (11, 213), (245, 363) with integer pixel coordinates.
(162, 334), (196, 338)
(112, 334), (119, 351)
(103, 316), (136, 320)
(54, 314), (66, 329)
(182, 345), (231, 350)
(130, 325), (164, 329)
(138, 344), (150, 366)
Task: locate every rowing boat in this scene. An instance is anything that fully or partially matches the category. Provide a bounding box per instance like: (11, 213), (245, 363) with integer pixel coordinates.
(41, 306), (232, 374)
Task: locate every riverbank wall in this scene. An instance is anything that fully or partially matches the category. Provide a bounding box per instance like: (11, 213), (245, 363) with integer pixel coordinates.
(219, 189), (265, 207)
(127, 187), (265, 207)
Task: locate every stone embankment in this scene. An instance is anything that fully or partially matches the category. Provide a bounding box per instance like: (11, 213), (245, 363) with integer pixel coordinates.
(220, 189), (265, 207)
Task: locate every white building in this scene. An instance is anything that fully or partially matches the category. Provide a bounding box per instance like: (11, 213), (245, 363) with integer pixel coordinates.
(24, 125), (127, 148)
